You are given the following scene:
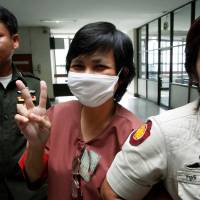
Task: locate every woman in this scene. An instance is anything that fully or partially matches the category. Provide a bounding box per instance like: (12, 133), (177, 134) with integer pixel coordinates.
(15, 22), (142, 200)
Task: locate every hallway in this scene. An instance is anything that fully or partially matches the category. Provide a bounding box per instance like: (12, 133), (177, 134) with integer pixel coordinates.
(119, 93), (166, 121)
(53, 93), (167, 121)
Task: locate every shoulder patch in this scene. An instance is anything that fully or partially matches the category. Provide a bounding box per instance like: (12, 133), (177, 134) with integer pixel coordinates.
(129, 120), (152, 146)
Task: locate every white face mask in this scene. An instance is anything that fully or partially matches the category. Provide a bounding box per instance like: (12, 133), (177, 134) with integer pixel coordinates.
(67, 71), (119, 107)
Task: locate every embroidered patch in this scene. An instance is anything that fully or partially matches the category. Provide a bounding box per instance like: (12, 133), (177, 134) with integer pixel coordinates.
(129, 120), (152, 146)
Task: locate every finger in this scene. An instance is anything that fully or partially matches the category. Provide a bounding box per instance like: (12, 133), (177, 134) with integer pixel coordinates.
(17, 104), (29, 117)
(15, 113), (29, 124)
(16, 80), (34, 109)
(39, 81), (47, 109)
(15, 114), (31, 138)
(28, 113), (51, 145)
(29, 113), (51, 129)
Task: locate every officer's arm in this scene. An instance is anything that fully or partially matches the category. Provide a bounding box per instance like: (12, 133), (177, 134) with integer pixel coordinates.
(102, 120), (167, 200)
(101, 179), (124, 200)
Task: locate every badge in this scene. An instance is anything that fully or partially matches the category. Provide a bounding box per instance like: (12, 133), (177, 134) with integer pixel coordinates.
(17, 88), (36, 104)
(129, 120), (152, 146)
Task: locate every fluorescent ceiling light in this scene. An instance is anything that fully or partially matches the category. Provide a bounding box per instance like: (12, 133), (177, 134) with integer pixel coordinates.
(40, 19), (77, 23)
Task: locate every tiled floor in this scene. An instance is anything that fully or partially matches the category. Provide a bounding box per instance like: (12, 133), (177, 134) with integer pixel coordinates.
(53, 92), (167, 121)
(119, 92), (167, 121)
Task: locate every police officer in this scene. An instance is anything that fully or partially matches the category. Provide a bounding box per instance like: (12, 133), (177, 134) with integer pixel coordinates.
(0, 6), (49, 200)
(101, 17), (200, 200)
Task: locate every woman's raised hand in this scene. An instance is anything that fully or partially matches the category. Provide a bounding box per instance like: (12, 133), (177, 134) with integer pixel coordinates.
(15, 80), (51, 148)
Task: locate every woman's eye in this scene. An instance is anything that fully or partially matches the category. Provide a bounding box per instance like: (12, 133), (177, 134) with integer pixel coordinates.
(70, 65), (84, 71)
(95, 65), (107, 70)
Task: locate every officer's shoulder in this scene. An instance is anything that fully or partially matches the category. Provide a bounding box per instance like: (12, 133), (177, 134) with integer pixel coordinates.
(22, 72), (40, 81)
(152, 100), (198, 124)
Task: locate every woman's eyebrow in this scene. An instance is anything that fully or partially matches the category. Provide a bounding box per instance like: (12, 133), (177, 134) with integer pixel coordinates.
(71, 57), (83, 64)
(91, 57), (111, 65)
(91, 58), (103, 63)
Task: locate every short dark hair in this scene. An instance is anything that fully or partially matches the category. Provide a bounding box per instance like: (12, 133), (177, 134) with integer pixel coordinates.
(66, 21), (135, 102)
(0, 6), (18, 35)
(185, 16), (200, 84)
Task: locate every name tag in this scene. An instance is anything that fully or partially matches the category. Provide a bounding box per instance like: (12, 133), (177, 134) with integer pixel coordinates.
(177, 170), (200, 185)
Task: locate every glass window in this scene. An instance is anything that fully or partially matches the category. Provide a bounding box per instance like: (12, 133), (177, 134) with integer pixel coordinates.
(196, 0), (200, 18)
(148, 20), (158, 80)
(52, 34), (74, 83)
(160, 49), (170, 107)
(138, 26), (146, 79)
(55, 39), (69, 66)
(173, 4), (191, 46)
(172, 46), (188, 84)
(172, 4), (191, 84)
(161, 14), (171, 48)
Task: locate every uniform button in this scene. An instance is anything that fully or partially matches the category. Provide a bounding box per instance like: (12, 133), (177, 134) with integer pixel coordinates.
(3, 114), (8, 120)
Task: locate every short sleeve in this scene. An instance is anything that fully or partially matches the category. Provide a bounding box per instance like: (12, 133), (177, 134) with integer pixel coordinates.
(106, 119), (167, 200)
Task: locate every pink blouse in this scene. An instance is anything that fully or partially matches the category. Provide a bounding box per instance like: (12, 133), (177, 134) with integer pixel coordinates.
(21, 100), (142, 200)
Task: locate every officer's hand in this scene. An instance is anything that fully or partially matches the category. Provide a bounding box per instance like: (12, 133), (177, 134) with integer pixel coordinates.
(15, 80), (51, 148)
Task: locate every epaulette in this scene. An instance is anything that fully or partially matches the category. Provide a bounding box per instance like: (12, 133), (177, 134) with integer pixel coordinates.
(21, 72), (40, 80)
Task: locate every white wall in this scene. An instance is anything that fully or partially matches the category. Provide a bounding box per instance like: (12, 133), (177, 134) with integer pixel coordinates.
(16, 27), (54, 99)
(16, 27), (31, 53)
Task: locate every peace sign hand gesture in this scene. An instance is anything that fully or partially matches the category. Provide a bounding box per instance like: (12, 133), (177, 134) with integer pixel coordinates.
(15, 80), (51, 148)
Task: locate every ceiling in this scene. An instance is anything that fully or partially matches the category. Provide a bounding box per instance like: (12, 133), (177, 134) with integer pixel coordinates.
(0, 0), (192, 33)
